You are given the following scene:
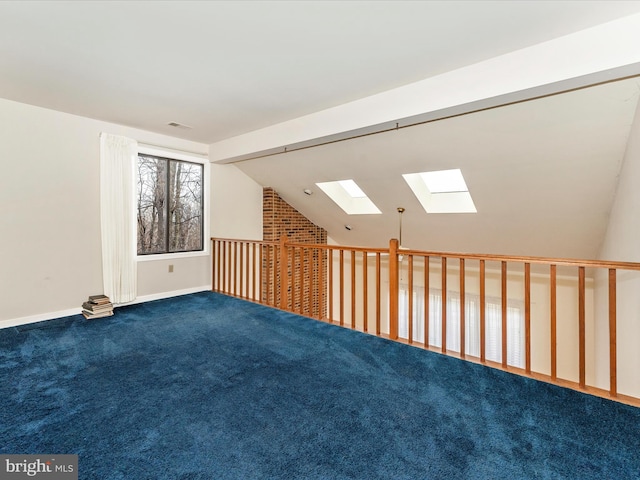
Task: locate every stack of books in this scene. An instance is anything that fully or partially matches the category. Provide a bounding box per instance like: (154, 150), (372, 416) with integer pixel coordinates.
(82, 295), (114, 319)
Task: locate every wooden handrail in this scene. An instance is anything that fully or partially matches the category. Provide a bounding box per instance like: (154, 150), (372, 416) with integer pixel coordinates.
(211, 236), (640, 407)
(397, 248), (640, 271)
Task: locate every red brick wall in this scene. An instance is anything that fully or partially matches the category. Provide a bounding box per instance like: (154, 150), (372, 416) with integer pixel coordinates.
(263, 188), (327, 317)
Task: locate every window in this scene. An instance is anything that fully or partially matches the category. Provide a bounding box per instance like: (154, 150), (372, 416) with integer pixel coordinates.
(402, 168), (477, 214)
(399, 286), (524, 367)
(137, 153), (204, 255)
(315, 179), (381, 215)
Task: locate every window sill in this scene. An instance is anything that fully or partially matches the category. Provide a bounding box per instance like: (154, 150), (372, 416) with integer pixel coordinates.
(136, 250), (209, 262)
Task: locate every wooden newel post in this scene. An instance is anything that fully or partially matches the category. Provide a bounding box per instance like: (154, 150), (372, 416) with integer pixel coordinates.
(279, 235), (289, 311)
(389, 238), (399, 340)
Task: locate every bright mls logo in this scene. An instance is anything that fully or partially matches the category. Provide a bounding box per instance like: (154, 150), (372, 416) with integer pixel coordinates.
(1, 455), (77, 480)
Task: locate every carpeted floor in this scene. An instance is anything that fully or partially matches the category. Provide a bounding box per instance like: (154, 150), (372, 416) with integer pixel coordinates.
(1, 291), (639, 479)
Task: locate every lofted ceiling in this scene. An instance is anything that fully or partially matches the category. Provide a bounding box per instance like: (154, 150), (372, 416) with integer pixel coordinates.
(2, 1), (640, 259)
(1, 1), (640, 144)
(236, 78), (640, 258)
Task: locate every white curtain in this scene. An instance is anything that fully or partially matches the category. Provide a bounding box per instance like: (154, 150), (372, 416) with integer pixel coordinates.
(100, 133), (138, 304)
(398, 288), (425, 343)
(399, 286), (524, 368)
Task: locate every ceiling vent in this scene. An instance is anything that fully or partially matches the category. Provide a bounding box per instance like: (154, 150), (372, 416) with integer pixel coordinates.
(167, 122), (192, 129)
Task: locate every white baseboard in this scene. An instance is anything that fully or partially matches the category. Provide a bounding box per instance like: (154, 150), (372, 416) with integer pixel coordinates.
(0, 286), (211, 330)
(115, 286), (211, 307)
(0, 307), (83, 330)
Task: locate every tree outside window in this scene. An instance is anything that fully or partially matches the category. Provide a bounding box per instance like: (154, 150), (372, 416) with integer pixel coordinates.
(137, 154), (203, 255)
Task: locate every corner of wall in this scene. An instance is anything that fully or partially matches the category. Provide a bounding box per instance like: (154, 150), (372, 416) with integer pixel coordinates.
(210, 164), (263, 240)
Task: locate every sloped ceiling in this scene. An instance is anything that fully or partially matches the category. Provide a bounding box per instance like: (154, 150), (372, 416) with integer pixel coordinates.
(1, 1), (640, 144)
(235, 78), (640, 258)
(2, 2), (640, 259)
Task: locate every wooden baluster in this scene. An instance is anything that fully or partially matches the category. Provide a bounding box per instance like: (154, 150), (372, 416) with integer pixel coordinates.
(233, 242), (238, 296)
(239, 242), (244, 298)
(460, 258), (465, 358)
(339, 249), (345, 326)
(480, 260), (486, 363)
(328, 249), (334, 322)
(525, 262), (531, 374)
(441, 257), (447, 353)
(351, 250), (356, 329)
(222, 241), (227, 294)
(217, 240), (222, 293)
(609, 268), (617, 397)
(307, 248), (313, 318)
(267, 245), (272, 304)
(408, 254), (414, 344)
(321, 249), (327, 320)
(376, 252), (381, 335)
(218, 241), (222, 293)
(424, 256), (429, 349)
(212, 240), (218, 292)
(389, 239), (400, 340)
(291, 247), (297, 313)
(263, 245), (272, 305)
(273, 245), (279, 306)
(501, 261), (507, 368)
(253, 243), (258, 302)
(264, 244), (269, 304)
(279, 236), (288, 311)
(233, 241), (237, 295)
(578, 266), (586, 389)
(363, 252), (368, 333)
(298, 247), (304, 314)
(245, 243), (250, 299)
(550, 264), (557, 380)
(315, 248), (320, 318)
(295, 247), (299, 313)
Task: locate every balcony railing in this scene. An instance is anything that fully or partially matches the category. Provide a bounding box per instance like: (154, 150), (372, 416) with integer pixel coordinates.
(211, 236), (640, 407)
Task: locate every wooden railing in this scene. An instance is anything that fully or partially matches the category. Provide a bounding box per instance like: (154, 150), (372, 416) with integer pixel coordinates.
(211, 236), (640, 406)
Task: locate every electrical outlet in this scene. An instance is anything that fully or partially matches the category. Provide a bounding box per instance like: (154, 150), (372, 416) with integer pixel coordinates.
(168, 264), (174, 273)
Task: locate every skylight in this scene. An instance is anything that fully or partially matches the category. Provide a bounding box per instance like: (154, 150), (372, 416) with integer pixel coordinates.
(338, 179), (367, 198)
(403, 168), (477, 214)
(420, 169), (469, 193)
(316, 179), (381, 215)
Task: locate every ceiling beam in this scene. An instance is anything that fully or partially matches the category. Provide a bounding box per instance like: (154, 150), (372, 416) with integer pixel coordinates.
(209, 13), (640, 164)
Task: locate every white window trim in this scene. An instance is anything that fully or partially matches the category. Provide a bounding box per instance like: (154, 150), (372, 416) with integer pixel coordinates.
(135, 145), (210, 262)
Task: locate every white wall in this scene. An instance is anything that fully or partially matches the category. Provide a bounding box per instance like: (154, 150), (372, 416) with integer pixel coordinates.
(0, 98), (211, 324)
(595, 98), (640, 397)
(210, 164), (263, 240)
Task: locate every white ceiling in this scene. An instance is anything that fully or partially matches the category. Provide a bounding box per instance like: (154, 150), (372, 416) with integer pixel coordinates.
(2, 1), (640, 258)
(1, 1), (640, 144)
(236, 78), (640, 258)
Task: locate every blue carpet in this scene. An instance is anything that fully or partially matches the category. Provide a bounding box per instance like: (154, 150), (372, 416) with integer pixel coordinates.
(1, 292), (639, 479)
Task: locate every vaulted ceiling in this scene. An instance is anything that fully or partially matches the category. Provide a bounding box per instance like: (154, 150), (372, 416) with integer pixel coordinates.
(235, 78), (640, 258)
(1, 1), (639, 144)
(2, 1), (640, 258)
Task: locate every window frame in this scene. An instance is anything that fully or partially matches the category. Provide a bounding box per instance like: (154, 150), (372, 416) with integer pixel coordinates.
(135, 146), (209, 262)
